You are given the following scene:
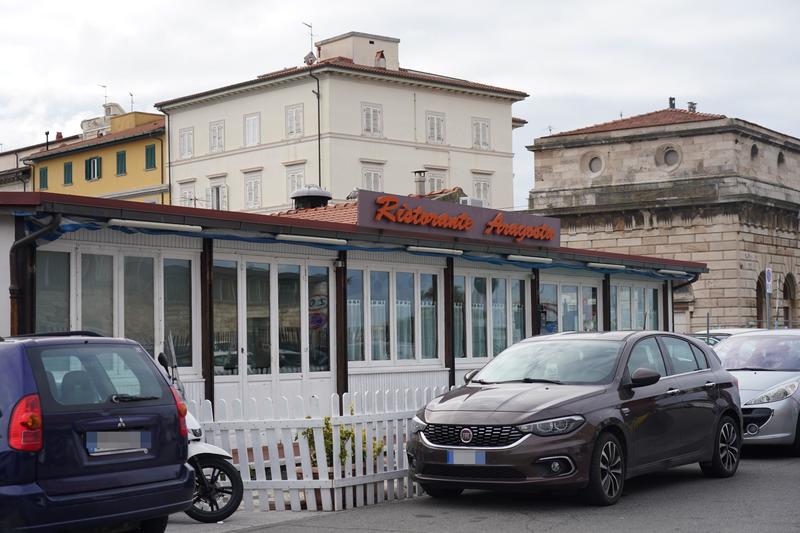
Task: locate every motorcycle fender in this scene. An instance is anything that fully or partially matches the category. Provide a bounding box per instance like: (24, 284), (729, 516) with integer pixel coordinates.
(188, 441), (233, 460)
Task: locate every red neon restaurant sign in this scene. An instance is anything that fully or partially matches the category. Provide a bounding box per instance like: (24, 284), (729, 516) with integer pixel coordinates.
(356, 190), (560, 247)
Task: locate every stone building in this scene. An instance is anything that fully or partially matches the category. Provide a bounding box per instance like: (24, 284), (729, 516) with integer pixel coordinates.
(528, 102), (800, 332)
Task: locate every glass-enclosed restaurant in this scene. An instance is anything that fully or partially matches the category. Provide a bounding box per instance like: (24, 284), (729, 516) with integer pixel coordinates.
(1, 190), (706, 414)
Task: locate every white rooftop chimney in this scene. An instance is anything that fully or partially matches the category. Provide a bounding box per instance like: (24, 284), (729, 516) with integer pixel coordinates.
(316, 31), (400, 70)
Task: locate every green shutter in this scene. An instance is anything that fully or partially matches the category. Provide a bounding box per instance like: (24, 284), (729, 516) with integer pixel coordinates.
(145, 144), (156, 170)
(85, 159), (91, 180)
(116, 151), (126, 175)
(39, 167), (48, 189)
(96, 157), (102, 178)
(64, 162), (72, 185)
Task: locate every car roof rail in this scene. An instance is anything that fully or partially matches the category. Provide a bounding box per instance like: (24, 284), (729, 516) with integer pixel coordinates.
(13, 330), (105, 338)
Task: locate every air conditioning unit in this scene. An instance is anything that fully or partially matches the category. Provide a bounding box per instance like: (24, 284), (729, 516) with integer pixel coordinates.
(460, 197), (485, 208)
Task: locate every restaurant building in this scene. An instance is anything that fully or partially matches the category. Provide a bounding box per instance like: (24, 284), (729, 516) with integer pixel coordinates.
(0, 189), (705, 414)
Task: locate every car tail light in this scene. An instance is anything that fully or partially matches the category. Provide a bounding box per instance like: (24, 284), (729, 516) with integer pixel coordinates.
(9, 394), (43, 452)
(170, 387), (189, 438)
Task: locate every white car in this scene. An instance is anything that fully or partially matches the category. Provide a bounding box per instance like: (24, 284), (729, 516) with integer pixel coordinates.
(715, 330), (800, 454)
(693, 328), (765, 346)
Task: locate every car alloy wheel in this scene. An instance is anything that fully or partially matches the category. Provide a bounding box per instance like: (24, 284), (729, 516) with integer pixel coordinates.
(599, 440), (623, 499)
(718, 421), (739, 472)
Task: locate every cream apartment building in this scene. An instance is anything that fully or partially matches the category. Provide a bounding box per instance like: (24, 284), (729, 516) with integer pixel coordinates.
(156, 31), (528, 212)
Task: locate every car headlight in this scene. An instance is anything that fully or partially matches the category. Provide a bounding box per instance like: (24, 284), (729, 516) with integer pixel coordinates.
(411, 415), (427, 434)
(745, 380), (800, 405)
(518, 415), (585, 436)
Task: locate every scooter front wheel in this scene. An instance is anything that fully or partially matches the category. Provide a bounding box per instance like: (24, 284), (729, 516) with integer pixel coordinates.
(185, 455), (244, 523)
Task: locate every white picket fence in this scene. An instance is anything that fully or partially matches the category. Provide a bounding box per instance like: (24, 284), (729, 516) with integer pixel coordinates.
(189, 386), (448, 512)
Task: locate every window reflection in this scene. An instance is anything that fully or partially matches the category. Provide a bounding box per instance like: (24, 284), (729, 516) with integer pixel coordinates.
(396, 272), (415, 359)
(247, 263), (270, 375)
(36, 251), (70, 333)
(346, 269), (364, 362)
(370, 271), (390, 361)
(81, 254), (114, 336)
(471, 277), (487, 358)
(492, 278), (507, 355)
(539, 283), (558, 334)
(124, 257), (154, 355)
(213, 260), (238, 375)
(163, 259), (193, 367)
(421, 274), (438, 359)
(610, 286), (618, 331)
(619, 286), (631, 329)
(279, 265), (301, 373)
(511, 280), (525, 343)
(454, 276), (466, 358)
(309, 266), (330, 372)
(581, 286), (598, 332)
(561, 285), (578, 332)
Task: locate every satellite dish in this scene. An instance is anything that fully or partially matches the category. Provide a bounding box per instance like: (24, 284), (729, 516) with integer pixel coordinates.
(304, 52), (317, 66)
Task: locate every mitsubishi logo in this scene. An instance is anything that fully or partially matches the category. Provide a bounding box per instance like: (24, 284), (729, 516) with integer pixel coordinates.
(117, 417), (126, 429)
(460, 427), (473, 444)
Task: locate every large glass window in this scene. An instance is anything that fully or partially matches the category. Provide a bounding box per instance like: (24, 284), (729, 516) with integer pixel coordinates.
(648, 288), (659, 329)
(212, 260), (238, 376)
(539, 283), (558, 334)
(561, 285), (578, 332)
(633, 287), (645, 329)
(610, 286), (618, 331)
(619, 286), (632, 329)
(346, 269), (364, 362)
(81, 254), (113, 336)
(471, 277), (488, 358)
(662, 336), (699, 374)
(36, 251), (70, 333)
(581, 286), (598, 332)
(511, 280), (525, 344)
(492, 279), (507, 355)
(246, 263), (270, 375)
(370, 271), (390, 361)
(454, 276), (466, 358)
(396, 272), (415, 360)
(308, 266), (330, 372)
(124, 257), (154, 355)
(163, 258), (192, 367)
(420, 274), (438, 359)
(278, 265), (301, 373)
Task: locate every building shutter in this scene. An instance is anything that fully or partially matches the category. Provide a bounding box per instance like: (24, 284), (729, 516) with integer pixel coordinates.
(221, 185), (229, 210)
(96, 157), (102, 179)
(85, 159), (91, 180)
(472, 121), (480, 147)
(205, 187), (212, 208)
(253, 178), (261, 208)
(372, 107), (381, 135)
(427, 115), (435, 141)
(145, 145), (156, 169)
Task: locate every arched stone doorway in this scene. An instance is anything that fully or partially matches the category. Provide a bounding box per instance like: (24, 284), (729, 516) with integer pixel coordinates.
(782, 273), (797, 328)
(756, 271), (766, 328)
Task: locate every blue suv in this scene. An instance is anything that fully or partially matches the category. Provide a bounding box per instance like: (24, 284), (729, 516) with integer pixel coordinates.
(0, 334), (194, 532)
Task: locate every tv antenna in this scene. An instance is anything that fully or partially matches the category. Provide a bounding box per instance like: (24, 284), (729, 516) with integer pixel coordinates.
(302, 22), (314, 52)
(97, 84), (108, 105)
(129, 92), (134, 112)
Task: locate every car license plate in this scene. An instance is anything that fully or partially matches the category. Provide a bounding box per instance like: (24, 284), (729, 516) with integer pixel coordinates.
(86, 431), (151, 455)
(447, 450), (486, 465)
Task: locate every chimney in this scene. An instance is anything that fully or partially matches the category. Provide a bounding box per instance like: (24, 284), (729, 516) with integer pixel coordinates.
(413, 169), (427, 195)
(668, 97), (676, 109)
(55, 132), (63, 141)
(290, 184), (332, 210)
(687, 101), (697, 113)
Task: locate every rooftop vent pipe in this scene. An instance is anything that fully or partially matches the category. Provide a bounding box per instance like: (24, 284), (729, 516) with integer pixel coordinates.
(291, 184), (332, 210)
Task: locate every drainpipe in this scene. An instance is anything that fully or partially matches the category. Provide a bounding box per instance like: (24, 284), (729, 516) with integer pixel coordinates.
(9, 213), (62, 335)
(308, 68), (322, 188)
(161, 109), (172, 205)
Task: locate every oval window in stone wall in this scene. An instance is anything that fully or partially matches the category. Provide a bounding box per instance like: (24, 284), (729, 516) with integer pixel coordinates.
(589, 156), (603, 173)
(664, 148), (680, 166)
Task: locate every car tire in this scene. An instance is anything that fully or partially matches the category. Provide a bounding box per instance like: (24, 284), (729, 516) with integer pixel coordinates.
(138, 516), (169, 533)
(422, 484), (463, 498)
(580, 431), (625, 506)
(700, 415), (740, 478)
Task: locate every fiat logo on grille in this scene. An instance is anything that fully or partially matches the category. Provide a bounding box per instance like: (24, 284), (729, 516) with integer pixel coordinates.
(460, 427), (473, 444)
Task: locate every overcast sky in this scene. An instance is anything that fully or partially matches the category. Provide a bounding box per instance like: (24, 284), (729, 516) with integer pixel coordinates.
(1, 0), (798, 207)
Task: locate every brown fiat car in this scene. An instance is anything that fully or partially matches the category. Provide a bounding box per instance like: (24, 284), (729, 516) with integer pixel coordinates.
(407, 331), (742, 505)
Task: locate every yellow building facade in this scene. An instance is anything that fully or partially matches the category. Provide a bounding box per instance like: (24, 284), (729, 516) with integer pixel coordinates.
(27, 113), (169, 203)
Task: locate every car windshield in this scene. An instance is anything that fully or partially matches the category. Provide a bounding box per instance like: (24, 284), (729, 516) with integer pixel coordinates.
(716, 335), (800, 371)
(473, 339), (623, 385)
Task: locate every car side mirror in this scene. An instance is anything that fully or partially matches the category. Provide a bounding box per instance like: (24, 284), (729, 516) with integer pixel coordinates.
(464, 369), (478, 384)
(157, 352), (171, 374)
(629, 368), (661, 388)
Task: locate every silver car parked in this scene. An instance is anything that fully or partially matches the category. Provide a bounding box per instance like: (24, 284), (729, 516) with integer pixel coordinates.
(715, 330), (800, 454)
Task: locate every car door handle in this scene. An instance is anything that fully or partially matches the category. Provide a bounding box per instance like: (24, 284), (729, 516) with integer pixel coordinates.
(704, 382), (716, 389)
(667, 388), (681, 396)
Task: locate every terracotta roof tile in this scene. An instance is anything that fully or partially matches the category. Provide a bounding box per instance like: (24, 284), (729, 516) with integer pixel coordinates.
(271, 201), (359, 225)
(157, 58), (527, 108)
(545, 108), (726, 138)
(28, 118), (165, 160)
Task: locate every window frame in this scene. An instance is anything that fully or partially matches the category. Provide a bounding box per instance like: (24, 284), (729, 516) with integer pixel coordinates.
(178, 182), (194, 207)
(243, 113), (261, 147)
(362, 166), (383, 192)
(425, 112), (446, 144)
(473, 177), (491, 206)
(286, 104), (304, 138)
(178, 128), (194, 159)
(63, 162), (73, 185)
(116, 150), (127, 176)
(609, 280), (663, 331)
(244, 172), (262, 209)
(85, 157), (101, 181)
(144, 144), (156, 170)
(209, 121), (225, 153)
(39, 167), (48, 189)
(537, 273), (604, 335)
(471, 117), (490, 150)
(361, 102), (383, 137)
(346, 261), (446, 368)
(286, 166), (305, 201)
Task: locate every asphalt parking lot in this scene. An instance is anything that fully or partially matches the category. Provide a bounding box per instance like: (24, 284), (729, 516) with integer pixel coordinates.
(167, 447), (800, 533)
